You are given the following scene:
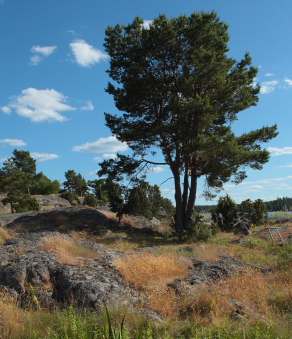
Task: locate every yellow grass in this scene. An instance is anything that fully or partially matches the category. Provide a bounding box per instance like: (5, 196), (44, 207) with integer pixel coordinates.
(115, 252), (190, 289)
(0, 227), (11, 245)
(39, 233), (98, 265)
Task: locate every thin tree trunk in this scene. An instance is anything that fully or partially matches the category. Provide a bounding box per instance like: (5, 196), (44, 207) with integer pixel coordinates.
(182, 165), (189, 227)
(173, 171), (183, 234)
(184, 171), (198, 231)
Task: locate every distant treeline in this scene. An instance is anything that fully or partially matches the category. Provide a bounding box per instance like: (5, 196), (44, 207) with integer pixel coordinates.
(195, 197), (292, 213)
(265, 197), (292, 212)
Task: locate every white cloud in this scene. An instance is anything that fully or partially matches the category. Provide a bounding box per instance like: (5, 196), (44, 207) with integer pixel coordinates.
(89, 170), (98, 176)
(31, 45), (57, 56)
(3, 88), (76, 122)
(81, 101), (94, 111)
(265, 73), (274, 77)
(1, 106), (12, 114)
(0, 157), (8, 163)
(30, 45), (57, 65)
(260, 80), (279, 94)
(30, 152), (59, 162)
(30, 54), (42, 66)
(73, 136), (128, 153)
(268, 147), (292, 156)
(142, 20), (153, 29)
(279, 164), (292, 168)
(70, 39), (108, 67)
(148, 166), (166, 173)
(0, 138), (27, 146)
(93, 153), (118, 162)
(245, 185), (264, 190)
(284, 78), (292, 86)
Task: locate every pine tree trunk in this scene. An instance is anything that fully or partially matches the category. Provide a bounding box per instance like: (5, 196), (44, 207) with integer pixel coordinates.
(173, 172), (183, 234)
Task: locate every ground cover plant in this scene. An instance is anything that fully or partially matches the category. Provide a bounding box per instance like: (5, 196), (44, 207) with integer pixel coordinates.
(0, 209), (292, 338)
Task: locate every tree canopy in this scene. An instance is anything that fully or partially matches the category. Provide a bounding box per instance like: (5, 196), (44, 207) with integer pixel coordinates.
(99, 11), (278, 234)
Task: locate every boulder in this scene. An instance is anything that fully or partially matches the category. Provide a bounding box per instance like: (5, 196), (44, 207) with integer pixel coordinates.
(36, 195), (71, 210)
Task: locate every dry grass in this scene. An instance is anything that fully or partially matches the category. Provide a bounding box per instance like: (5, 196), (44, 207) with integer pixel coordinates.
(0, 227), (11, 245)
(0, 294), (27, 338)
(115, 252), (190, 289)
(39, 233), (98, 265)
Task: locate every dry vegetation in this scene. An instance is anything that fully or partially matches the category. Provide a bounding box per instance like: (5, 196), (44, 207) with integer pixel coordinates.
(115, 252), (190, 288)
(0, 227), (11, 245)
(39, 233), (97, 265)
(0, 212), (292, 338)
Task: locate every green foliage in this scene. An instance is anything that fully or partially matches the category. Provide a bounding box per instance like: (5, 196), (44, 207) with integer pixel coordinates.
(63, 170), (88, 196)
(11, 149), (36, 175)
(14, 195), (40, 213)
(265, 196), (292, 212)
(125, 182), (163, 219)
(160, 197), (175, 215)
(106, 180), (126, 224)
(30, 172), (60, 195)
(212, 194), (238, 231)
(83, 193), (99, 207)
(101, 11), (278, 234)
(181, 213), (216, 242)
(88, 179), (109, 204)
(0, 158), (32, 213)
(239, 198), (267, 226)
(60, 191), (79, 204)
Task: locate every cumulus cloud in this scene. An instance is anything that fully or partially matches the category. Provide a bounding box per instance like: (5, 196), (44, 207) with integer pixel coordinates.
(30, 152), (60, 162)
(30, 54), (42, 66)
(2, 88), (76, 122)
(73, 136), (128, 153)
(0, 139), (27, 146)
(70, 39), (108, 67)
(148, 166), (166, 173)
(30, 45), (57, 65)
(268, 147), (292, 156)
(142, 20), (153, 29)
(31, 45), (57, 56)
(81, 101), (94, 111)
(1, 106), (12, 114)
(93, 153), (117, 162)
(260, 80), (279, 94)
(284, 78), (292, 86)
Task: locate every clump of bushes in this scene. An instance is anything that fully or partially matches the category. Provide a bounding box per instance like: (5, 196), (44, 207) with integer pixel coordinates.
(15, 195), (40, 213)
(83, 194), (99, 207)
(59, 191), (79, 204)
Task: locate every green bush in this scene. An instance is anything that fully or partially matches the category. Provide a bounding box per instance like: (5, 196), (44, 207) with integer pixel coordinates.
(15, 195), (40, 212)
(60, 191), (79, 204)
(212, 194), (238, 232)
(84, 194), (99, 207)
(182, 213), (216, 242)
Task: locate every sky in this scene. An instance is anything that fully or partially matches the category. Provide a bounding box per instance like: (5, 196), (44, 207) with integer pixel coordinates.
(0, 0), (292, 206)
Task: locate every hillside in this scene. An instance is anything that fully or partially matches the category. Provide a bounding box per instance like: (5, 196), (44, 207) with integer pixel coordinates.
(0, 206), (291, 338)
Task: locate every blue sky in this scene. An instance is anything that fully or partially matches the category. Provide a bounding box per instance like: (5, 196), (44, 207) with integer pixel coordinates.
(0, 0), (292, 205)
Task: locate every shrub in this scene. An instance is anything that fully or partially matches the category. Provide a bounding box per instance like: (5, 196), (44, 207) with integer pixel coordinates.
(15, 195), (40, 212)
(182, 213), (217, 242)
(84, 193), (99, 207)
(60, 191), (79, 204)
(212, 194), (238, 232)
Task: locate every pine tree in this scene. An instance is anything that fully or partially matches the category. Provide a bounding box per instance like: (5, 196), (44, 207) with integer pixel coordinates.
(99, 11), (278, 234)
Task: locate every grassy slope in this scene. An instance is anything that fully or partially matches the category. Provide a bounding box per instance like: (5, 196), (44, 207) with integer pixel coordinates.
(0, 213), (291, 338)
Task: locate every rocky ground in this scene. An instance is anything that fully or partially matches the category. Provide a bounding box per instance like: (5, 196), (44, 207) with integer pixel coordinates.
(0, 206), (291, 322)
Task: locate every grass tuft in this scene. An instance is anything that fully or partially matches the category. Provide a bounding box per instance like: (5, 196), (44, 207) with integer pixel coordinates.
(39, 233), (98, 265)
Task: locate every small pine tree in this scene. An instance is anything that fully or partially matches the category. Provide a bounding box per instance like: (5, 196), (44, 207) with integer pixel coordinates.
(212, 194), (238, 231)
